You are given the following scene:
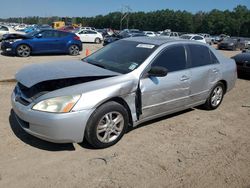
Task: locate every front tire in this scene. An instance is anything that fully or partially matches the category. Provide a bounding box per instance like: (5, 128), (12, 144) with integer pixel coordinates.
(16, 44), (31, 57)
(203, 82), (225, 110)
(68, 45), (80, 56)
(85, 101), (129, 149)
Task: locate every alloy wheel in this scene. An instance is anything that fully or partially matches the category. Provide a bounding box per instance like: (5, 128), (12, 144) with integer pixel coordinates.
(17, 45), (31, 57)
(211, 86), (223, 107)
(96, 112), (124, 143)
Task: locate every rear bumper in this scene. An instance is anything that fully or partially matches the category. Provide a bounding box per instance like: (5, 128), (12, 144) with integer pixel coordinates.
(11, 92), (94, 143)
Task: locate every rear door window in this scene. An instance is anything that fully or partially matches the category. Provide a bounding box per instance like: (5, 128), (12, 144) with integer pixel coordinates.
(193, 36), (203, 40)
(188, 44), (213, 67)
(152, 45), (187, 72)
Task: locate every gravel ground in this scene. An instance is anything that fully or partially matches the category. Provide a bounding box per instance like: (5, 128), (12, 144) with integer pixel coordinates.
(0, 43), (249, 188)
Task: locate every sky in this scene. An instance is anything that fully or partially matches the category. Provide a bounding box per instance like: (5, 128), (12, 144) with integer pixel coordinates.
(0, 0), (249, 18)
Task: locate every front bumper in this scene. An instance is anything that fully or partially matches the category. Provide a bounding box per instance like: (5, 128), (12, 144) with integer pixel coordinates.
(11, 92), (94, 143)
(1, 42), (15, 54)
(218, 44), (234, 50)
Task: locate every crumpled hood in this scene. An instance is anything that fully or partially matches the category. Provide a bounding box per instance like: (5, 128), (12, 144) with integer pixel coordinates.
(2, 33), (28, 40)
(16, 60), (121, 88)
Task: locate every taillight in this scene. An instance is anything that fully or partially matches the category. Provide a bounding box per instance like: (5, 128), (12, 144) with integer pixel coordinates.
(74, 36), (80, 41)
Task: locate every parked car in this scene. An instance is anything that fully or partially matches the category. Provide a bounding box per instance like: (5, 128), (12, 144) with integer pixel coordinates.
(199, 33), (212, 45)
(214, 34), (230, 44)
(11, 37), (236, 148)
(217, 37), (246, 51)
(180, 34), (206, 43)
(103, 29), (146, 46)
(232, 47), (250, 75)
(160, 31), (179, 38)
(81, 27), (96, 31)
(96, 29), (109, 37)
(144, 31), (156, 37)
(75, 29), (103, 43)
(58, 25), (79, 32)
(0, 25), (25, 41)
(22, 25), (52, 33)
(1, 29), (82, 57)
(14, 24), (28, 31)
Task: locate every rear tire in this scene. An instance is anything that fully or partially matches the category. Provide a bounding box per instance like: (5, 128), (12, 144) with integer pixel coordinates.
(16, 44), (31, 57)
(95, 38), (101, 44)
(203, 82), (225, 110)
(68, 45), (80, 56)
(85, 101), (129, 149)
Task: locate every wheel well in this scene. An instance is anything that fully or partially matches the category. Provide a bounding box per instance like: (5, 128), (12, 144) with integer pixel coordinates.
(103, 97), (133, 127)
(219, 80), (227, 93)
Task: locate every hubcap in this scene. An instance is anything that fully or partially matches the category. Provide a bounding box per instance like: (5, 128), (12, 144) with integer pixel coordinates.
(17, 45), (30, 57)
(96, 112), (124, 143)
(96, 38), (100, 43)
(69, 45), (79, 55)
(211, 86), (223, 107)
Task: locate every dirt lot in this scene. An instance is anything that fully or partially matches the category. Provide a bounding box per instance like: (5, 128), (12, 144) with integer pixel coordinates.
(0, 44), (249, 188)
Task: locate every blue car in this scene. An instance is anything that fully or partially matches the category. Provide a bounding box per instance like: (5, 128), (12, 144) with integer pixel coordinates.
(1, 29), (82, 57)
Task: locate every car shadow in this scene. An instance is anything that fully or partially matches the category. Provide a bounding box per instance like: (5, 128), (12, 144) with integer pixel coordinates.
(9, 110), (75, 151)
(1, 52), (13, 56)
(1, 52), (81, 57)
(127, 108), (194, 133)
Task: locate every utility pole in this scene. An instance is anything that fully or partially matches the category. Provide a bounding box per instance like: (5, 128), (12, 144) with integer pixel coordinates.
(120, 5), (132, 31)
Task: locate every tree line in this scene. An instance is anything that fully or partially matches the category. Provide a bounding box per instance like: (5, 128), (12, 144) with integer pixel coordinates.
(1, 5), (249, 37)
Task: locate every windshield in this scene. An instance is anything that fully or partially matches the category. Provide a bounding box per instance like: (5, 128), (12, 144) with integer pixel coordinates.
(72, 28), (80, 33)
(160, 32), (170, 37)
(83, 40), (158, 74)
(26, 30), (40, 37)
(180, 35), (192, 39)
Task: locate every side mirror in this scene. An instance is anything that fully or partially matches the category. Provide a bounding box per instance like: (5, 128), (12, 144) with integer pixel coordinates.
(36, 33), (42, 38)
(148, 66), (168, 77)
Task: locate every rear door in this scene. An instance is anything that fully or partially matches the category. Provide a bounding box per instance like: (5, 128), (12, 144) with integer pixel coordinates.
(140, 44), (191, 119)
(86, 30), (98, 42)
(186, 44), (221, 106)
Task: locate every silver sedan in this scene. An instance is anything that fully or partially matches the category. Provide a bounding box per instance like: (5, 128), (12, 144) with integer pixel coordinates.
(12, 37), (237, 148)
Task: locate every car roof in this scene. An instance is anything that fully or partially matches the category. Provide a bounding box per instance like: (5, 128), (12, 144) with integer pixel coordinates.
(123, 36), (209, 46)
(123, 37), (184, 45)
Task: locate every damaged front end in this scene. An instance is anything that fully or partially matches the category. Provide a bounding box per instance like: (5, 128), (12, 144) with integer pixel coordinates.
(14, 60), (121, 105)
(14, 76), (114, 106)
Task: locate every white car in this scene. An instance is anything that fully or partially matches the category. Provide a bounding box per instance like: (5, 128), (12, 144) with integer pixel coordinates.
(81, 27), (96, 31)
(14, 24), (28, 31)
(76, 29), (103, 43)
(180, 34), (206, 43)
(144, 31), (156, 37)
(160, 32), (179, 39)
(0, 25), (25, 40)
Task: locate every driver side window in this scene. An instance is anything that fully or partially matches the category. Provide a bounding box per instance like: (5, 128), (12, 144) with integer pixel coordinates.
(152, 45), (187, 72)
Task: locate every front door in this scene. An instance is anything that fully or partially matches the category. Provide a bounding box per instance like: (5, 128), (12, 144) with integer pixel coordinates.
(140, 45), (191, 119)
(32, 30), (60, 53)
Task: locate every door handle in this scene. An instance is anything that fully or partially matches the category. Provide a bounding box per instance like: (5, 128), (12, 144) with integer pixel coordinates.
(180, 75), (190, 81)
(212, 68), (218, 73)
